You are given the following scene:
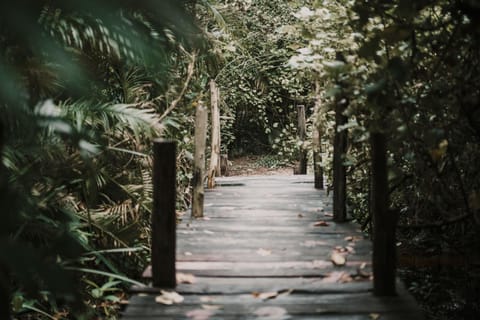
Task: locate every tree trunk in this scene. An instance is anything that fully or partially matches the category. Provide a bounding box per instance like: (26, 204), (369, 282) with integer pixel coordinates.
(333, 99), (348, 222)
(151, 139), (177, 288)
(207, 80), (221, 188)
(295, 105), (307, 175)
(192, 102), (208, 218)
(371, 132), (397, 296)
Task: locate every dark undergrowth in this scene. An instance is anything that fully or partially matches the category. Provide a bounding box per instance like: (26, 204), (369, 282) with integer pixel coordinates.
(399, 265), (480, 320)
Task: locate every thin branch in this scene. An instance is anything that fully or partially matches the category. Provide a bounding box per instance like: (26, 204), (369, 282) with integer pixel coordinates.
(158, 50), (198, 122)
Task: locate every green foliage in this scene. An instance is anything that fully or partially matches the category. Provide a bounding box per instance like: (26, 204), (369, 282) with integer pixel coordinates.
(291, 0), (480, 247)
(201, 0), (311, 157)
(3, 0), (480, 318)
(0, 1), (203, 318)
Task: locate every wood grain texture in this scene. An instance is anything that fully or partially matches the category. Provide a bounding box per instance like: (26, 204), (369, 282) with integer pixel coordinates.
(124, 175), (423, 319)
(192, 102), (207, 218)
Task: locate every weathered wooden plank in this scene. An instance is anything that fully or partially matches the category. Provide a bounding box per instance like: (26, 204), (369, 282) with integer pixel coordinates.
(125, 175), (422, 319)
(180, 214), (335, 222)
(176, 224), (361, 234)
(122, 315), (421, 320)
(125, 292), (421, 316)
(175, 232), (364, 243)
(175, 239), (371, 251)
(174, 253), (372, 263)
(131, 277), (373, 295)
(143, 263), (372, 278)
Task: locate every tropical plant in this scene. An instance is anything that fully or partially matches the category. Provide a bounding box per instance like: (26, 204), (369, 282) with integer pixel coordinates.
(0, 0), (203, 318)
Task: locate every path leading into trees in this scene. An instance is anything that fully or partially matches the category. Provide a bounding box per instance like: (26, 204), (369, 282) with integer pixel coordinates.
(123, 175), (423, 319)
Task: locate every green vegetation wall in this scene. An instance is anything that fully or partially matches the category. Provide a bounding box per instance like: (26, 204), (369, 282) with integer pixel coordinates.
(0, 0), (204, 318)
(204, 0), (313, 157)
(289, 0), (480, 248)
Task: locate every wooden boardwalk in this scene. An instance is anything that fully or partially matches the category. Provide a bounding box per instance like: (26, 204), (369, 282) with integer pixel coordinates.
(123, 175), (423, 319)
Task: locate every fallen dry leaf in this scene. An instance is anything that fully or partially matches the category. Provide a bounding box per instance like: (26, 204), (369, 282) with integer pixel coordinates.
(340, 273), (353, 283)
(252, 291), (278, 300)
(346, 246), (355, 253)
(256, 248), (272, 256)
(176, 211), (186, 217)
(278, 288), (293, 294)
(155, 295), (173, 305)
(297, 213), (304, 218)
(370, 313), (381, 320)
(324, 212), (333, 217)
(155, 290), (184, 305)
(344, 236), (354, 242)
(331, 251), (346, 266)
(176, 272), (196, 284)
(356, 264), (371, 278)
(321, 271), (352, 283)
(322, 271), (347, 283)
(313, 220), (329, 227)
(186, 309), (215, 320)
(253, 289), (293, 301)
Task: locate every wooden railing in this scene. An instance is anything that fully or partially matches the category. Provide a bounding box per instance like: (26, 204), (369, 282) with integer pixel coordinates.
(149, 90), (398, 296)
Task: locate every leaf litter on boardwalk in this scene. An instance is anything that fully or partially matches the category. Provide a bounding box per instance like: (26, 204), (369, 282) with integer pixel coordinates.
(176, 272), (196, 284)
(155, 290), (184, 305)
(321, 271), (353, 283)
(252, 289), (293, 301)
(331, 251), (347, 266)
(313, 220), (329, 227)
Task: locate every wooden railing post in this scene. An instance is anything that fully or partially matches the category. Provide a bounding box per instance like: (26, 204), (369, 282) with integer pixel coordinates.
(192, 101), (208, 218)
(313, 81), (324, 189)
(152, 139), (176, 288)
(295, 105), (307, 175)
(371, 132), (397, 296)
(207, 80), (221, 188)
(333, 98), (348, 222)
(313, 128), (324, 189)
